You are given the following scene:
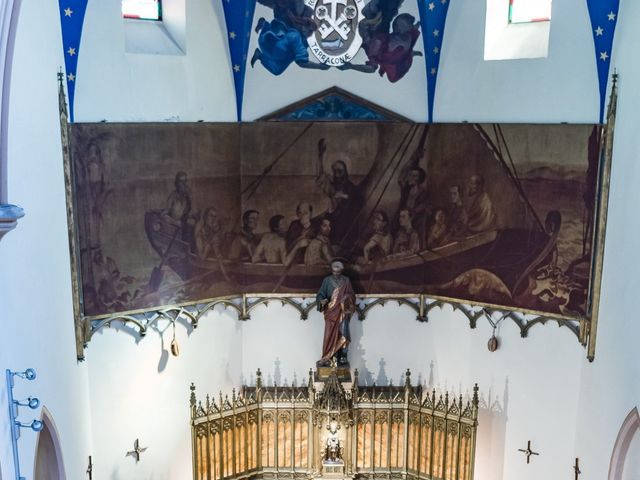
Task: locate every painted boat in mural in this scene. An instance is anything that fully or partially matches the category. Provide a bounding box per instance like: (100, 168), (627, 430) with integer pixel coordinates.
(143, 121), (566, 301)
(144, 209), (560, 297)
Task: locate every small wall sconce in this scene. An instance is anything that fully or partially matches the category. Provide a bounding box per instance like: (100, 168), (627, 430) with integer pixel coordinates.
(5, 368), (42, 480)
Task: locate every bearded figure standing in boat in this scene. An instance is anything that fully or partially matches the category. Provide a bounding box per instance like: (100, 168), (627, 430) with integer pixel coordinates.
(316, 261), (356, 367)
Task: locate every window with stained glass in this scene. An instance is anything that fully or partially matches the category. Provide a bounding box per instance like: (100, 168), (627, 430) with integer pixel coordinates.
(122, 0), (162, 21)
(508, 0), (551, 24)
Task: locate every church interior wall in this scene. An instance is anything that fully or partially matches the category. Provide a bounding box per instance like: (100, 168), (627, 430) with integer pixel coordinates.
(1, 0), (639, 479)
(0, 1), (93, 479)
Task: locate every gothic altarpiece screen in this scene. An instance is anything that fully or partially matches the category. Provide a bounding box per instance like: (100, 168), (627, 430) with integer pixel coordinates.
(191, 369), (479, 480)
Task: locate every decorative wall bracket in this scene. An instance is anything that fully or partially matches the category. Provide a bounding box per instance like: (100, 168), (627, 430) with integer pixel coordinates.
(84, 294), (582, 357)
(0, 204), (24, 242)
(5, 368), (42, 480)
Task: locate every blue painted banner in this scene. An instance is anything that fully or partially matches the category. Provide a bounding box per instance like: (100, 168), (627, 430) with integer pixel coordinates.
(58, 0), (89, 122)
(417, 0), (451, 122)
(221, 0), (257, 121)
(586, 0), (619, 123)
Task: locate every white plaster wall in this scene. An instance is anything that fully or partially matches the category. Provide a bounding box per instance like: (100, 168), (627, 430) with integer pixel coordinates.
(244, 0), (598, 123)
(571, 0), (640, 477)
(241, 303), (584, 480)
(436, 0), (599, 123)
(1, 1), (640, 480)
(74, 0), (236, 122)
(0, 1), (92, 479)
(85, 310), (243, 479)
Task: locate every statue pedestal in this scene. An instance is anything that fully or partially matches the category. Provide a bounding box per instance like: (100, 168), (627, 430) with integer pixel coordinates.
(315, 365), (351, 382)
(321, 460), (345, 477)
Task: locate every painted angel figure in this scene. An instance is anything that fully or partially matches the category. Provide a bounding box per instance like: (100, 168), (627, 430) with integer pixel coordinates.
(340, 0), (422, 82)
(251, 0), (329, 75)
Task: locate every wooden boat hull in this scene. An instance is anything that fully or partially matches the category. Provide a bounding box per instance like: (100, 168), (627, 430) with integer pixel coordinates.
(144, 210), (558, 296)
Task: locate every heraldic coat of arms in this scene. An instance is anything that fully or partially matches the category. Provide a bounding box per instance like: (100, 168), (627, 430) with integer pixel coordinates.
(251, 0), (422, 82)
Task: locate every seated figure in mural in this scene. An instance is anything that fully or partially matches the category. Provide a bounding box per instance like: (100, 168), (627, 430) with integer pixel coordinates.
(286, 202), (317, 248)
(340, 0), (422, 83)
(465, 175), (496, 233)
(251, 0), (329, 75)
(396, 165), (430, 247)
(426, 209), (451, 249)
(228, 210), (262, 261)
(447, 185), (468, 239)
(286, 202), (319, 247)
(390, 208), (420, 257)
(252, 214), (289, 264)
(360, 210), (392, 263)
(304, 218), (334, 266)
(194, 206), (223, 260)
(316, 261), (356, 367)
(163, 171), (196, 242)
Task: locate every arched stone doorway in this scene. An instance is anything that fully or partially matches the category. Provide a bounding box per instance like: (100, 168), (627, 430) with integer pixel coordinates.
(609, 407), (640, 480)
(33, 407), (66, 480)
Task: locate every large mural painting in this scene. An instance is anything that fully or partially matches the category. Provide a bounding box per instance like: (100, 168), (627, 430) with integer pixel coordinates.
(69, 114), (604, 323)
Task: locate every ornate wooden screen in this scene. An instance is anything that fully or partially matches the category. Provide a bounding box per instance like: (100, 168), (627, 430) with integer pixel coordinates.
(191, 369), (479, 480)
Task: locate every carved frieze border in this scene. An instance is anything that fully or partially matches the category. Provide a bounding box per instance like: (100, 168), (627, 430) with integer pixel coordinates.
(84, 294), (582, 358)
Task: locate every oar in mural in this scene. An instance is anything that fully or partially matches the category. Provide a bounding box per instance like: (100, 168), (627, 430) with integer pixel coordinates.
(148, 228), (181, 292)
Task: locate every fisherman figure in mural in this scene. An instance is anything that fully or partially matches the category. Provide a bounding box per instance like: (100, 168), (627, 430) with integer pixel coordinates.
(162, 171), (197, 244)
(465, 175), (496, 233)
(316, 260), (356, 367)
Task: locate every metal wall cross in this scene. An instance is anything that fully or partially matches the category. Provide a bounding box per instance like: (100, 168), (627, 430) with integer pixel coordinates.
(86, 455), (93, 479)
(574, 457), (581, 479)
(126, 438), (148, 463)
(517, 440), (539, 464)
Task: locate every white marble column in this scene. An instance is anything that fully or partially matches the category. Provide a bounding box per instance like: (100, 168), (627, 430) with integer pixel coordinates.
(0, 0), (23, 241)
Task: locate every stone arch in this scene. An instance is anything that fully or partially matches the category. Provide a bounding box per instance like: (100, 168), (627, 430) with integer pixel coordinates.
(609, 407), (640, 480)
(33, 406), (66, 480)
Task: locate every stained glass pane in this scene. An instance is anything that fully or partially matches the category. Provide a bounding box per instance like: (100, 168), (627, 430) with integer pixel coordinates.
(122, 0), (162, 21)
(509, 0), (551, 23)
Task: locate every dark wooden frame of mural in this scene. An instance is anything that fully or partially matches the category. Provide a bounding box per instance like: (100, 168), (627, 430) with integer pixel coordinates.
(58, 83), (615, 362)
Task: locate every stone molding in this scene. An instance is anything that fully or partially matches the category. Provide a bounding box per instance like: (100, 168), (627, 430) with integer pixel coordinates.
(0, 203), (24, 241)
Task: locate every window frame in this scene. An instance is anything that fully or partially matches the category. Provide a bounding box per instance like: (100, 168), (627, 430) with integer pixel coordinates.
(507, 0), (552, 25)
(122, 0), (163, 22)
(484, 0), (551, 60)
